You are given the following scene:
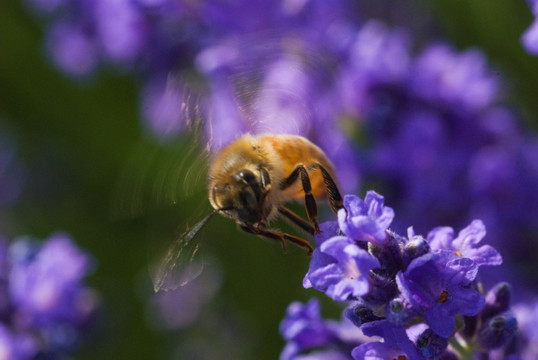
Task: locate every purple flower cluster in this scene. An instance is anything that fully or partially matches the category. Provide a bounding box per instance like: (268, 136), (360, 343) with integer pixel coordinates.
(338, 21), (538, 291)
(523, 0), (538, 54)
(280, 297), (365, 360)
(0, 233), (97, 358)
(281, 191), (520, 359)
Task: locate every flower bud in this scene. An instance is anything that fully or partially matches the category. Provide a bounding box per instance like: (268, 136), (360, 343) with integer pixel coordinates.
(345, 301), (383, 328)
(385, 297), (415, 325)
(481, 282), (512, 322)
(403, 234), (430, 268)
(361, 270), (398, 306)
(416, 328), (449, 359)
(369, 231), (404, 276)
(477, 311), (518, 350)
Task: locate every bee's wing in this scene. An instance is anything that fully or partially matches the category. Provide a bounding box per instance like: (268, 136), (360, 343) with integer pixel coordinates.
(110, 132), (210, 220)
(110, 74), (210, 221)
(150, 210), (217, 292)
(200, 33), (335, 134)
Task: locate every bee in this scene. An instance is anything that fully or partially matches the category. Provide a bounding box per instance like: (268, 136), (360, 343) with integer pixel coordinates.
(152, 133), (344, 292)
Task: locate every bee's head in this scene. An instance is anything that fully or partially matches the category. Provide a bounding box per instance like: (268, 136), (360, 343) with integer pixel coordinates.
(210, 169), (267, 225)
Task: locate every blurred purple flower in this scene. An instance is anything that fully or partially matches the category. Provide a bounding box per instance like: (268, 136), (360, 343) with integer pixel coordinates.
(339, 20), (411, 115)
(522, 0), (538, 54)
(46, 21), (99, 77)
(280, 298), (363, 360)
(512, 300), (538, 359)
(410, 44), (499, 113)
(280, 298), (339, 360)
(396, 250), (485, 338)
(150, 260), (221, 329)
(426, 220), (502, 267)
(0, 325), (37, 360)
(0, 233), (97, 358)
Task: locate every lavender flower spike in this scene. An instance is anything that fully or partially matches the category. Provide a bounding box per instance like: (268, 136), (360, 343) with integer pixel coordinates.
(338, 191), (394, 246)
(0, 232), (97, 358)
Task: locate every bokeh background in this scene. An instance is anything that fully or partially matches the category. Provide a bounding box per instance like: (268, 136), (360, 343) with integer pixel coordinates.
(1, 0), (537, 359)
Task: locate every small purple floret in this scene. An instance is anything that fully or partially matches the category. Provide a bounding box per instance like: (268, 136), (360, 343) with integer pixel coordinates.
(338, 191), (394, 245)
(304, 235), (379, 301)
(427, 219), (502, 267)
(396, 250), (485, 338)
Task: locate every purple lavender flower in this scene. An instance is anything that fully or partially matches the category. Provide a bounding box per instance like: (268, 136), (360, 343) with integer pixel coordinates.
(280, 298), (362, 360)
(46, 21), (100, 77)
(477, 311), (518, 350)
(280, 298), (338, 360)
(337, 21), (538, 290)
(0, 233), (97, 358)
(512, 300), (538, 359)
(9, 234), (94, 325)
(351, 320), (422, 360)
(303, 222), (379, 302)
(337, 192), (394, 246)
(396, 250), (485, 338)
(338, 20), (411, 116)
(426, 220), (502, 267)
(522, 0), (538, 54)
(0, 324), (37, 360)
(409, 44), (499, 113)
(284, 189), (521, 358)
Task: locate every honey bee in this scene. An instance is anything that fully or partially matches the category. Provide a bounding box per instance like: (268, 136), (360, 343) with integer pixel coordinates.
(152, 133), (344, 292)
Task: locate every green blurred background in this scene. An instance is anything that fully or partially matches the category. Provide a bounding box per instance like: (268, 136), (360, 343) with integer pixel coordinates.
(0, 0), (537, 359)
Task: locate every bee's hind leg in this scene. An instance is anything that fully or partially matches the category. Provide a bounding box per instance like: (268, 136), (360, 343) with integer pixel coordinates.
(280, 165), (320, 233)
(307, 163), (344, 213)
(277, 205), (316, 235)
(239, 225), (313, 257)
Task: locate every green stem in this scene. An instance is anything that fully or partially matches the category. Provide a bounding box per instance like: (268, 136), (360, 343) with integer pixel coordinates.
(449, 337), (474, 360)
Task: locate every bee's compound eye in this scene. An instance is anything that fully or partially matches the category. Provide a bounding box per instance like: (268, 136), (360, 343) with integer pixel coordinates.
(234, 170), (256, 184)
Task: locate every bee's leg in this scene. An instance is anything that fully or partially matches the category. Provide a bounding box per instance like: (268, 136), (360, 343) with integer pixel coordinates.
(307, 164), (344, 214)
(278, 206), (316, 235)
(240, 225), (313, 257)
(240, 224), (287, 252)
(280, 165), (320, 233)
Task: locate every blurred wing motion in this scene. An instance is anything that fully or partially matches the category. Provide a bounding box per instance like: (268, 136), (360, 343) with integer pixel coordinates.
(110, 133), (210, 220)
(151, 210), (217, 292)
